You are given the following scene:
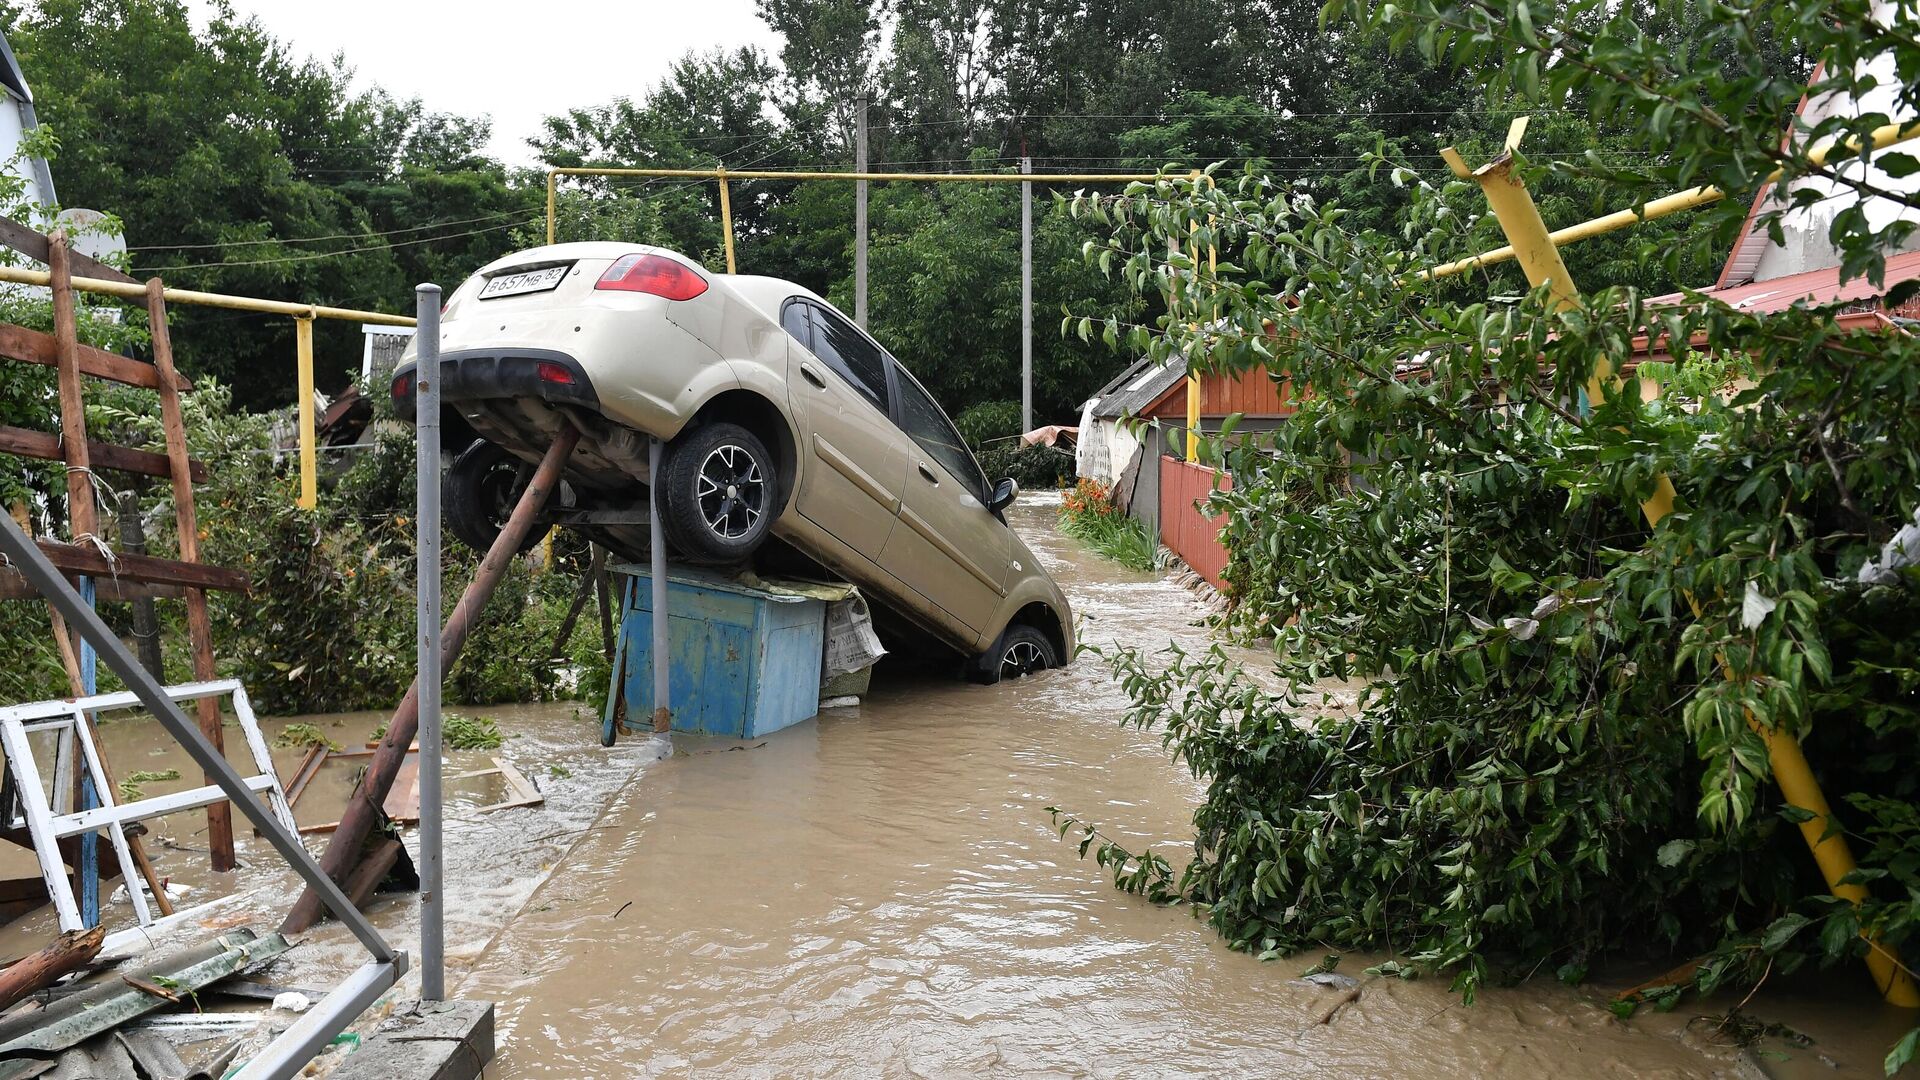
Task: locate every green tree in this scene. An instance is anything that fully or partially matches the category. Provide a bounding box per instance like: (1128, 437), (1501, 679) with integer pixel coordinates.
(7, 0), (532, 405)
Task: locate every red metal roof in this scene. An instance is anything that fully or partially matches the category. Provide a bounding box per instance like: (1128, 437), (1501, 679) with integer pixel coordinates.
(1650, 247), (1920, 314)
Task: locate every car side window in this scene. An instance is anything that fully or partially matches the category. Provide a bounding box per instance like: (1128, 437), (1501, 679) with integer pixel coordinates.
(806, 305), (890, 414)
(780, 299), (811, 349)
(892, 365), (988, 500)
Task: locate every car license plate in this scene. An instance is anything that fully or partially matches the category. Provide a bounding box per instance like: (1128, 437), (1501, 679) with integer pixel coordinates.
(480, 264), (571, 299)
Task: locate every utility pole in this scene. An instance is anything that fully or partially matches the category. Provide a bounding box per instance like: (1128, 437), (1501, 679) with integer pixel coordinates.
(1020, 154), (1033, 433)
(854, 92), (869, 328)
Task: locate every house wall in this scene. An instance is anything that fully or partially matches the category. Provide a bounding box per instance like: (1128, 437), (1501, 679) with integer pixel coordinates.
(1743, 4), (1920, 283)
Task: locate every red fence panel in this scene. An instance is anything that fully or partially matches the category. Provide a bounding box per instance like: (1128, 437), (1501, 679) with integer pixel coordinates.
(1159, 457), (1233, 590)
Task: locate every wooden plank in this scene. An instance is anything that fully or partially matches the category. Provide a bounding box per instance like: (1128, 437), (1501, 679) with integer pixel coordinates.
(0, 322), (188, 393)
(33, 540), (248, 592)
(49, 239), (95, 545)
(0, 425), (207, 483)
(0, 569), (184, 601)
(482, 758), (545, 813)
(147, 277), (233, 872)
(0, 217), (139, 285)
(280, 744), (328, 809)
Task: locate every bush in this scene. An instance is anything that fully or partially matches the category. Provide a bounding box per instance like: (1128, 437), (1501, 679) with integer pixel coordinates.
(977, 440), (1074, 489)
(955, 399), (1023, 447)
(1059, 67), (1920, 1061)
(1058, 478), (1156, 572)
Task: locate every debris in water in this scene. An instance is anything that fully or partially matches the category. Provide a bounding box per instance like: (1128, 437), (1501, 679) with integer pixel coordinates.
(1289, 972), (1360, 991)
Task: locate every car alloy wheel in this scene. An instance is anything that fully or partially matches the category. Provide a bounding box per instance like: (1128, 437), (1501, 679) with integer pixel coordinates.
(695, 443), (767, 541)
(1001, 638), (1047, 679)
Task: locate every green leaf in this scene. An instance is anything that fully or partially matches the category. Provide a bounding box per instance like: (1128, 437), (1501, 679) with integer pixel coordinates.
(1655, 840), (1694, 868)
(1761, 913), (1811, 953)
(1887, 1027), (1919, 1075)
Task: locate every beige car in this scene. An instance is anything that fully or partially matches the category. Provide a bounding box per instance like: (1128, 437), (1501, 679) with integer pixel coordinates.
(392, 242), (1072, 682)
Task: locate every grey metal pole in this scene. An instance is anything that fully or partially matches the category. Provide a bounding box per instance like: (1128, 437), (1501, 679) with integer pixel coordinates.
(855, 92), (868, 329)
(1021, 155), (1033, 433)
(649, 438), (670, 733)
(414, 284), (444, 1002)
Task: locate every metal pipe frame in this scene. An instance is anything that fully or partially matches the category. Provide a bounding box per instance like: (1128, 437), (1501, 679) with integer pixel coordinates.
(0, 509), (406, 1079)
(0, 264), (414, 325)
(543, 164), (1167, 246)
(1423, 119), (1920, 282)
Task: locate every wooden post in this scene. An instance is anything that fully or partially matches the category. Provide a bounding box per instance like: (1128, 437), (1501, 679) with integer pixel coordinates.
(117, 488), (165, 678)
(48, 238), (95, 543)
(146, 278), (235, 872)
(0, 926), (104, 1012)
(282, 425), (580, 934)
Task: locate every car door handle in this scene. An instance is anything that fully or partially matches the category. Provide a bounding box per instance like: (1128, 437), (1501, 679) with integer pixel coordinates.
(917, 462), (939, 485)
(799, 363), (827, 389)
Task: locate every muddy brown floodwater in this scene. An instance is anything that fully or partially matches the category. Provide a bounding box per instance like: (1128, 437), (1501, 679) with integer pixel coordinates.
(6, 496), (1901, 1077)
(458, 495), (1855, 1079)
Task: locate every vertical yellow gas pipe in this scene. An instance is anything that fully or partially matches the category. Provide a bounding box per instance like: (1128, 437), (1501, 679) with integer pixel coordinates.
(546, 171), (558, 246)
(296, 315), (317, 510)
(1184, 172), (1215, 463)
(1446, 123), (1916, 1006)
(718, 173), (737, 274)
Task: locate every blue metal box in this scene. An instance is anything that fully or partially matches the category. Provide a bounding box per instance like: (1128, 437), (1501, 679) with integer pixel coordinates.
(606, 566), (825, 739)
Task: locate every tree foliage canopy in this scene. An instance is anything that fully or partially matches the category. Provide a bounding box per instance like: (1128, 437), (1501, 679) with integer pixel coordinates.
(1054, 0), (1920, 1070)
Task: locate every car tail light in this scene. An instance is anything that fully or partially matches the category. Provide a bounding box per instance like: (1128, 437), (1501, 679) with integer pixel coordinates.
(536, 360), (575, 385)
(595, 253), (707, 300)
(392, 371), (412, 399)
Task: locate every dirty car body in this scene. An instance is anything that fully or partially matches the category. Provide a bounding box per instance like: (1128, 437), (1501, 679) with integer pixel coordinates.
(392, 242), (1073, 680)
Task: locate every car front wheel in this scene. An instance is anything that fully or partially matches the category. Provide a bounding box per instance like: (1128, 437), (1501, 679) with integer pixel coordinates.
(658, 422), (778, 563)
(970, 624), (1060, 684)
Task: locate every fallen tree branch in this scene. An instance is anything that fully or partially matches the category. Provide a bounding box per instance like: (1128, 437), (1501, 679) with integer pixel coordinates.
(0, 926), (105, 1011)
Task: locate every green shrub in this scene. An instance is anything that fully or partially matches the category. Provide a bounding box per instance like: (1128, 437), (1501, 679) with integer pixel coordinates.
(955, 399), (1023, 446)
(1059, 55), (1920, 1060)
(977, 440), (1074, 489)
(1058, 478), (1156, 572)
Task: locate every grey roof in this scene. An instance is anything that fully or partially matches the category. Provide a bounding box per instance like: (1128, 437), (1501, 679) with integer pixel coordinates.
(0, 33), (30, 104)
(1088, 355), (1187, 420)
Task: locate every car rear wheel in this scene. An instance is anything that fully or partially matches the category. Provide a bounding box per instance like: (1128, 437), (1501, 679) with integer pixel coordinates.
(658, 422), (778, 563)
(444, 440), (553, 555)
(970, 624), (1060, 684)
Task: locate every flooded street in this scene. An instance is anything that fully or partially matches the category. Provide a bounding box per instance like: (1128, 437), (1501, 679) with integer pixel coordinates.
(453, 498), (1761, 1079)
(4, 497), (1898, 1077)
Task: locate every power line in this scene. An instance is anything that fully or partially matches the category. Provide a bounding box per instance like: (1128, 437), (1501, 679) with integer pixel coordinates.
(127, 207), (539, 252)
(132, 216), (543, 273)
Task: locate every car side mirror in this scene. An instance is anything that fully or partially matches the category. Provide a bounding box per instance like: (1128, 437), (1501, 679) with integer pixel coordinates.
(989, 477), (1019, 514)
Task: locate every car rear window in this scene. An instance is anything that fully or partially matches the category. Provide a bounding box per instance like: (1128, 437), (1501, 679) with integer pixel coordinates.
(780, 300), (811, 349)
(807, 306), (890, 414)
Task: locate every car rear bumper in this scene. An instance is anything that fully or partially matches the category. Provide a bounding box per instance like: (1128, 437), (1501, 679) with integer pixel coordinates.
(390, 348), (600, 424)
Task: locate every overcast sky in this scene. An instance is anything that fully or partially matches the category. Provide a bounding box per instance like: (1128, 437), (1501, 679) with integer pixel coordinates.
(187, 0), (783, 166)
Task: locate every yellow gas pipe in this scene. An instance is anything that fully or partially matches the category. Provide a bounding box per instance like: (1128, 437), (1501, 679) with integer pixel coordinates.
(1446, 120), (1917, 1007)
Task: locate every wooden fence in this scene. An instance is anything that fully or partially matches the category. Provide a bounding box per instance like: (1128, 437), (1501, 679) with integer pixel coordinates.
(1158, 456), (1233, 589)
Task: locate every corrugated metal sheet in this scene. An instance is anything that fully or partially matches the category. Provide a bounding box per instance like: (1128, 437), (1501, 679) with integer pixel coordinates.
(1653, 248), (1920, 315)
(1089, 357), (1188, 420)
(1159, 457), (1232, 590)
